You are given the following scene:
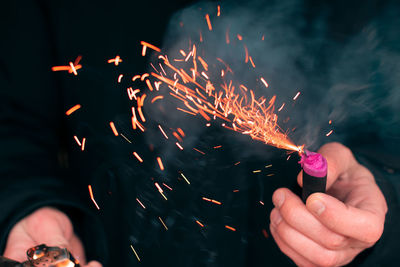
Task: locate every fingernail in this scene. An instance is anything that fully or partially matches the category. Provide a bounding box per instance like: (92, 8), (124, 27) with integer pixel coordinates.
(273, 191), (285, 208)
(271, 210), (282, 226)
(309, 199), (325, 215)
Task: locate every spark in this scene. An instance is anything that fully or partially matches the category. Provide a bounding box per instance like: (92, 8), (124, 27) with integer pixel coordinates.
(151, 95), (164, 103)
(177, 128), (185, 137)
(118, 74), (123, 83)
(217, 5), (221, 16)
(108, 55), (122, 66)
(175, 142), (184, 150)
(120, 133), (132, 143)
(265, 164), (272, 168)
(259, 201), (264, 205)
(130, 245), (141, 262)
(66, 104), (81, 115)
(213, 145), (222, 149)
(233, 189), (239, 192)
(278, 103), (285, 112)
(196, 220), (205, 227)
(172, 132), (183, 142)
(260, 77), (269, 88)
(88, 185), (100, 210)
(225, 28), (230, 44)
(253, 170), (261, 173)
(237, 34), (243, 41)
(249, 56), (256, 68)
(162, 183), (173, 191)
(142, 45), (147, 56)
(136, 198), (146, 209)
(193, 148), (205, 155)
(69, 62), (77, 75)
(132, 75), (141, 81)
(133, 152), (143, 163)
(202, 197), (221, 205)
(158, 125), (169, 139)
(141, 73), (150, 81)
(329, 120), (332, 124)
(234, 161), (241, 165)
(293, 91), (301, 101)
(225, 225), (236, 231)
(180, 172), (190, 184)
(74, 136), (82, 146)
(326, 130), (333, 136)
(205, 14), (212, 31)
(81, 138), (86, 151)
(140, 41), (161, 52)
(145, 79), (154, 91)
(156, 157), (164, 170)
(267, 173), (274, 177)
(52, 56), (82, 74)
(155, 182), (163, 193)
(159, 217), (168, 230)
(109, 122), (119, 136)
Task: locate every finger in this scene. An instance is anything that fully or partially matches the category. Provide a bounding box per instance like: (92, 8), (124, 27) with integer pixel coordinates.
(3, 221), (36, 261)
(69, 234), (87, 265)
(270, 223), (316, 267)
(86, 261), (103, 267)
(298, 142), (357, 190)
(272, 189), (348, 250)
(271, 212), (361, 267)
(306, 193), (385, 245)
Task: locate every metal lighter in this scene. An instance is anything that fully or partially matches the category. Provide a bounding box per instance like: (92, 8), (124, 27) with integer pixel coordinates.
(0, 244), (80, 267)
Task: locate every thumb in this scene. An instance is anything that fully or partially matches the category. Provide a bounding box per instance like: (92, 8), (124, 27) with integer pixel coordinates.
(306, 193), (384, 244)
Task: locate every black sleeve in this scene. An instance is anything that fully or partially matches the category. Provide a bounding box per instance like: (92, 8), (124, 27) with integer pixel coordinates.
(0, 1), (107, 263)
(346, 142), (400, 266)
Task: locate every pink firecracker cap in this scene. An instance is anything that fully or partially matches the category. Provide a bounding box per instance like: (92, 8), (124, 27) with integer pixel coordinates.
(299, 150), (327, 178)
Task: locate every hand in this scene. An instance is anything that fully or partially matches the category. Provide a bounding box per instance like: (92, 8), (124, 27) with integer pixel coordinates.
(3, 207), (102, 267)
(269, 142), (388, 267)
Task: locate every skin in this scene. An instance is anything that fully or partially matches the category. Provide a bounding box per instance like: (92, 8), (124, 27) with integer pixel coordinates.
(270, 142), (388, 267)
(3, 207), (102, 267)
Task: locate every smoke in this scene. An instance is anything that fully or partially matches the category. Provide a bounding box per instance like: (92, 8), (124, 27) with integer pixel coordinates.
(145, 0), (400, 153)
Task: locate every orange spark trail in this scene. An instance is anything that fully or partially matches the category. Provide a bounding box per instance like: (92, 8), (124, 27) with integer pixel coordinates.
(156, 157), (164, 170)
(140, 41), (161, 52)
(74, 136), (81, 146)
(109, 122), (119, 136)
(217, 5), (221, 16)
(158, 125), (169, 139)
(88, 185), (100, 210)
(81, 138), (86, 151)
(66, 104), (81, 115)
(196, 220), (205, 227)
(151, 95), (164, 103)
(176, 142), (184, 150)
(133, 152), (143, 162)
(108, 55), (122, 65)
(205, 14), (212, 31)
(136, 198), (146, 209)
(225, 225), (236, 231)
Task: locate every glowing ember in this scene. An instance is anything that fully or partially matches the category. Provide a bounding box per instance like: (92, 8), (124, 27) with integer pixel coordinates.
(108, 55), (122, 66)
(88, 185), (100, 210)
(109, 122), (119, 136)
(65, 104), (81, 115)
(225, 225), (236, 231)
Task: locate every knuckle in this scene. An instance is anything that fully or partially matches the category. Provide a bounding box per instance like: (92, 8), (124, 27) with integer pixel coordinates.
(325, 234), (347, 250)
(316, 251), (339, 267)
(364, 223), (384, 244)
